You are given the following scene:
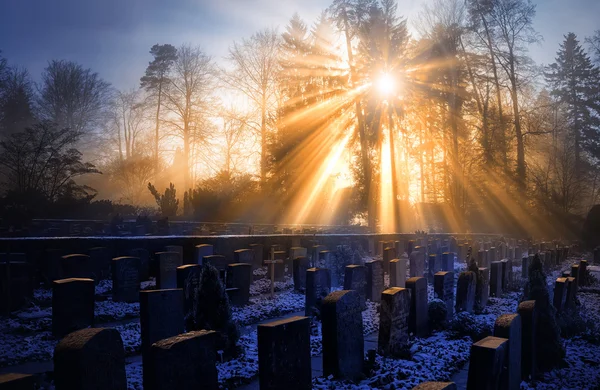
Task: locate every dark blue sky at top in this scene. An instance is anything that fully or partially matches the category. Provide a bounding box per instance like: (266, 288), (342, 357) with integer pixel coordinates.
(0, 0), (599, 90)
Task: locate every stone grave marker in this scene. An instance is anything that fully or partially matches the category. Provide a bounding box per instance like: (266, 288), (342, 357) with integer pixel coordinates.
(378, 287), (411, 356)
(427, 254), (440, 282)
(112, 256), (141, 303)
(195, 244), (214, 264)
(500, 259), (510, 290)
(52, 278), (94, 337)
(129, 248), (150, 281)
(305, 268), (331, 316)
(258, 316), (311, 390)
(467, 336), (508, 389)
(89, 246), (111, 281)
(249, 243), (264, 269)
(293, 256), (310, 292)
(553, 277), (567, 313)
(517, 300), (537, 380)
(442, 252), (454, 272)
(477, 250), (488, 269)
(320, 250), (338, 286)
(522, 257), (529, 279)
(273, 250), (286, 281)
(148, 330), (217, 390)
(571, 264), (580, 286)
(488, 247), (497, 264)
(322, 290), (364, 379)
(390, 256), (407, 288)
(366, 260), (384, 302)
(406, 277), (428, 337)
(478, 267), (490, 308)
(289, 247), (308, 267)
(494, 314), (522, 390)
(412, 382), (457, 390)
(490, 261), (503, 297)
(165, 245), (183, 259)
(434, 271), (454, 321)
(579, 260), (588, 286)
(233, 249), (254, 264)
(407, 240), (415, 255)
(226, 263), (252, 306)
(176, 264), (201, 326)
(202, 254), (229, 282)
(343, 265), (367, 310)
(156, 251), (182, 289)
(565, 277), (577, 309)
(0, 258), (33, 312)
(409, 250), (425, 278)
(394, 240), (405, 257)
(54, 328), (126, 390)
(61, 254), (93, 280)
(456, 272), (476, 313)
(311, 245), (326, 266)
(383, 247), (396, 274)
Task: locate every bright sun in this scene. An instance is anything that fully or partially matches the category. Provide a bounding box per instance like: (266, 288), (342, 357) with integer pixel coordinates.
(376, 72), (396, 97)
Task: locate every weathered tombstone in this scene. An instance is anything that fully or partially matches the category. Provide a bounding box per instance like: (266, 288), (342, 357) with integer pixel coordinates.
(343, 265), (367, 310)
(365, 260), (384, 302)
(442, 252), (454, 272)
(409, 250), (425, 278)
(490, 261), (503, 297)
(578, 260), (588, 286)
(140, 289), (184, 390)
(489, 247), (497, 264)
(89, 247), (111, 281)
(427, 254), (441, 282)
(258, 316), (311, 390)
(322, 290), (364, 379)
(494, 314), (522, 390)
(319, 250), (338, 286)
(553, 277), (567, 313)
(130, 248), (150, 281)
(54, 328), (126, 390)
(390, 256), (407, 288)
(249, 243), (264, 269)
(148, 330), (217, 390)
(500, 259), (510, 290)
(305, 268), (331, 316)
(378, 287), (411, 356)
(176, 264), (201, 326)
(195, 244), (214, 264)
(293, 256), (310, 292)
(571, 264), (580, 286)
(456, 272), (476, 313)
(226, 263), (252, 306)
(394, 240), (405, 257)
(52, 278), (94, 337)
(517, 300), (537, 380)
(311, 245), (326, 266)
(406, 277), (428, 337)
(112, 257), (141, 303)
(233, 249), (254, 264)
(565, 277), (577, 309)
(466, 336), (508, 390)
(156, 251), (182, 289)
(273, 251), (286, 281)
(383, 247), (396, 274)
(412, 382), (457, 390)
(407, 240), (415, 255)
(289, 247), (308, 269)
(165, 245), (183, 260)
(478, 267), (490, 308)
(521, 257), (529, 279)
(377, 241), (386, 256)
(434, 271), (454, 321)
(0, 373), (35, 389)
(61, 254), (93, 280)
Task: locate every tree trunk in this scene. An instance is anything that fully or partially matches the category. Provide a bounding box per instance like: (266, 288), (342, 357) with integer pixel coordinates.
(509, 73), (526, 189)
(154, 83), (162, 178)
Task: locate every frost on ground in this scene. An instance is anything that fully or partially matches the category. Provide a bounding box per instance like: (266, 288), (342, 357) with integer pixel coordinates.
(231, 290), (304, 326)
(249, 275), (294, 297)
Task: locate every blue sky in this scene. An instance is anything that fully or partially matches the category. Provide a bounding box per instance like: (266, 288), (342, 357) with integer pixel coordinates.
(1, 0), (599, 89)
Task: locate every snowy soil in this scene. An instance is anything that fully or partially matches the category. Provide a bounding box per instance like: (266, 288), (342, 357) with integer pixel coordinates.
(249, 275), (294, 297)
(231, 290), (304, 327)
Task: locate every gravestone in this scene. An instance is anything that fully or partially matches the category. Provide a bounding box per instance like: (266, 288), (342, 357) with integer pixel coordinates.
(112, 256), (141, 303)
(305, 268), (331, 317)
(249, 243), (264, 269)
(89, 247), (111, 281)
(412, 382), (457, 390)
(409, 250), (425, 278)
(311, 245), (326, 266)
(478, 267), (490, 308)
(456, 272), (476, 313)
(61, 254), (93, 280)
(407, 240), (415, 255)
(477, 250), (488, 269)
(289, 247), (308, 269)
(500, 259), (510, 290)
(322, 290), (364, 379)
(226, 263), (252, 306)
(0, 259), (32, 312)
(488, 247), (497, 263)
(467, 336), (508, 390)
(258, 316), (311, 390)
(494, 314), (522, 390)
(140, 289), (184, 390)
(490, 261), (503, 297)
(406, 277), (428, 337)
(54, 328), (126, 390)
(366, 260), (384, 302)
(343, 265), (367, 310)
(565, 277), (577, 309)
(52, 278), (94, 337)
(233, 249), (254, 264)
(553, 278), (567, 313)
(434, 271), (454, 321)
(293, 257), (310, 292)
(0, 373), (35, 389)
(517, 300), (537, 380)
(176, 264), (201, 326)
(427, 254), (441, 281)
(394, 240), (405, 257)
(156, 251), (182, 289)
(383, 247), (396, 274)
(320, 250), (338, 286)
(165, 245), (183, 261)
(377, 241), (386, 256)
(378, 287), (411, 356)
(130, 248), (150, 281)
(442, 252), (454, 272)
(202, 255), (229, 281)
(390, 256), (407, 288)
(579, 260), (588, 286)
(148, 330), (217, 390)
(522, 257), (529, 279)
(195, 244), (214, 264)
(571, 264), (580, 286)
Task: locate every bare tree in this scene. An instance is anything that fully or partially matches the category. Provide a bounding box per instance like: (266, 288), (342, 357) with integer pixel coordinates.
(112, 89), (147, 161)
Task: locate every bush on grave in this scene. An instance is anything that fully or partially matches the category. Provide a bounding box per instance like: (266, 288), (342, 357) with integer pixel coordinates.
(428, 299), (448, 330)
(521, 254), (565, 371)
(467, 257), (484, 313)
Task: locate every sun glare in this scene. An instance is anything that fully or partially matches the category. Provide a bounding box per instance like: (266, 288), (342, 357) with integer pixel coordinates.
(376, 72), (396, 97)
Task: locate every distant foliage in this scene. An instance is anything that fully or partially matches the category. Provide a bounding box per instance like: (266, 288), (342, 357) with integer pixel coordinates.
(428, 299), (448, 330)
(147, 182), (179, 217)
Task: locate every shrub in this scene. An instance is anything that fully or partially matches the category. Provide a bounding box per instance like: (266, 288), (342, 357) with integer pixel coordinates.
(468, 258), (484, 313)
(148, 182), (179, 217)
(450, 312), (492, 341)
(428, 299), (448, 330)
(556, 310), (593, 339)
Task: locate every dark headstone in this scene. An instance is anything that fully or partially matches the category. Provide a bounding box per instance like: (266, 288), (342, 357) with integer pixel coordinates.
(406, 277), (428, 337)
(289, 247), (308, 270)
(366, 260), (384, 302)
(156, 252), (182, 289)
(0, 260), (32, 312)
(521, 257), (529, 279)
(434, 271), (454, 321)
(176, 264), (201, 326)
(478, 267), (490, 308)
(249, 243), (264, 269)
(148, 330), (217, 390)
(258, 316), (311, 390)
(322, 290), (364, 379)
(428, 254), (441, 281)
(343, 265), (367, 310)
(165, 245), (183, 260)
(467, 336), (508, 390)
(54, 328), (126, 390)
(500, 259), (510, 290)
(0, 373), (35, 390)
(273, 251), (286, 281)
(112, 257), (140, 303)
(195, 244), (214, 264)
(140, 289), (184, 390)
(52, 278), (94, 337)
(409, 249), (425, 277)
(494, 314), (522, 390)
(89, 247), (111, 281)
(456, 272), (476, 313)
(305, 268), (331, 317)
(378, 287), (411, 356)
(490, 261), (503, 297)
(226, 263), (252, 306)
(442, 252), (454, 272)
(579, 260), (588, 286)
(517, 300), (537, 380)
(293, 257), (310, 292)
(61, 254), (93, 280)
(565, 277), (577, 309)
(130, 248), (150, 281)
(553, 277), (567, 313)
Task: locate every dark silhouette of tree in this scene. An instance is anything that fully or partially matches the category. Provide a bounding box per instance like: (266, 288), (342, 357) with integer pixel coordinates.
(147, 182), (179, 217)
(0, 66), (35, 135)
